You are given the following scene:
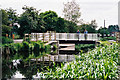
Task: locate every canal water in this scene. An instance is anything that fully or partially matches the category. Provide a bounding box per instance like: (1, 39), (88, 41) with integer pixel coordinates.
(2, 43), (95, 79)
(2, 50), (78, 79)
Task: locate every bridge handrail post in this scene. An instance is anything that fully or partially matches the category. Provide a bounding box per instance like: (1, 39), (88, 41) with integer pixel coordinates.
(43, 33), (44, 42)
(36, 33), (38, 42)
(54, 31), (56, 41)
(29, 34), (31, 41)
(49, 32), (51, 41)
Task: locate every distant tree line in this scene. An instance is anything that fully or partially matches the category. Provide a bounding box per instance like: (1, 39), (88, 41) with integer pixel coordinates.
(1, 3), (119, 38)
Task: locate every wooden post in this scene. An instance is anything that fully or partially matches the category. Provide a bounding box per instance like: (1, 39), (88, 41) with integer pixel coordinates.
(49, 32), (51, 41)
(55, 31), (56, 41)
(29, 34), (31, 41)
(24, 34), (26, 41)
(43, 33), (44, 42)
(36, 58), (37, 64)
(36, 34), (38, 42)
(49, 56), (51, 66)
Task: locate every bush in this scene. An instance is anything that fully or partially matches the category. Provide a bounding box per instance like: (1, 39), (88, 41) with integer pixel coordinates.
(75, 44), (95, 52)
(2, 37), (13, 44)
(100, 38), (107, 41)
(100, 36), (116, 41)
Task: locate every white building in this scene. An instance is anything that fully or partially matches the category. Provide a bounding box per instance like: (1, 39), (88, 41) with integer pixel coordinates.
(119, 1), (120, 30)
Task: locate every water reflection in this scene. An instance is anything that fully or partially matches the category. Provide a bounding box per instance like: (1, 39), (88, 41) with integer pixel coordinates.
(2, 50), (59, 79)
(2, 43), (95, 79)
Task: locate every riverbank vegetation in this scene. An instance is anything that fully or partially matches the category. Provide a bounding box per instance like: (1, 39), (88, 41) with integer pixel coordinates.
(38, 43), (119, 79)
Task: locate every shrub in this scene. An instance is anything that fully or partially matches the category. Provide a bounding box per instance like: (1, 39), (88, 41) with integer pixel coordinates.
(100, 36), (116, 41)
(75, 44), (95, 52)
(2, 37), (13, 44)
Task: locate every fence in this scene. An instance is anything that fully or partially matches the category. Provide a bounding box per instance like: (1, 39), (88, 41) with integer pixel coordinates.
(25, 33), (99, 42)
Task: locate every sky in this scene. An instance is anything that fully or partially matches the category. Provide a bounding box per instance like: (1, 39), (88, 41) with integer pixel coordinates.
(0, 0), (120, 29)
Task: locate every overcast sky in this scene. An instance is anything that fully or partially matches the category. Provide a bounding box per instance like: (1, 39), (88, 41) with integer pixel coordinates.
(0, 0), (120, 28)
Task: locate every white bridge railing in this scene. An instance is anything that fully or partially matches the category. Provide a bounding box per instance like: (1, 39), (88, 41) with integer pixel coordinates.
(25, 33), (99, 42)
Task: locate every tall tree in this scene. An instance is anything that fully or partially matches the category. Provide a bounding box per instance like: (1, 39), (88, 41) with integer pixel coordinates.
(1, 9), (8, 25)
(63, 0), (81, 24)
(78, 23), (97, 33)
(108, 25), (119, 34)
(6, 8), (18, 23)
(39, 10), (58, 32)
(18, 6), (40, 37)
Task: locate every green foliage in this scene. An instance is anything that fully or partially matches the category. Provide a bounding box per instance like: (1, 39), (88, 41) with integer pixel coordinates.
(18, 6), (40, 37)
(2, 59), (16, 79)
(78, 24), (96, 33)
(33, 42), (40, 57)
(40, 10), (58, 31)
(39, 43), (119, 79)
(55, 17), (66, 32)
(97, 27), (109, 37)
(2, 41), (52, 60)
(100, 37), (116, 41)
(53, 44), (57, 51)
(75, 44), (95, 53)
(6, 8), (18, 23)
(2, 25), (12, 36)
(40, 43), (45, 51)
(45, 45), (51, 53)
(2, 37), (13, 44)
(108, 25), (119, 34)
(21, 41), (30, 58)
(1, 9), (9, 25)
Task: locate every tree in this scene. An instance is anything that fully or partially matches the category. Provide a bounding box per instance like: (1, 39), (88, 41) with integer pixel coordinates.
(90, 20), (98, 30)
(108, 25), (119, 34)
(78, 24), (96, 33)
(1, 9), (8, 25)
(6, 8), (18, 23)
(2, 25), (12, 36)
(18, 6), (40, 37)
(56, 17), (66, 32)
(98, 27), (109, 37)
(65, 20), (77, 33)
(63, 0), (81, 24)
(39, 10), (58, 32)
